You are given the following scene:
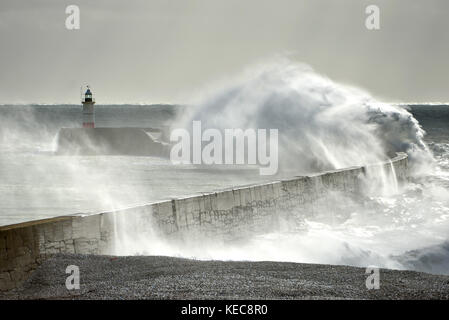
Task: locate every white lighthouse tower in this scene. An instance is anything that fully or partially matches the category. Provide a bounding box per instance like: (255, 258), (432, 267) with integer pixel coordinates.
(82, 86), (95, 128)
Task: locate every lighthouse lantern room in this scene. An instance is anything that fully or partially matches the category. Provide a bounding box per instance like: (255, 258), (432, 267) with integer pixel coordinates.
(82, 85), (95, 128)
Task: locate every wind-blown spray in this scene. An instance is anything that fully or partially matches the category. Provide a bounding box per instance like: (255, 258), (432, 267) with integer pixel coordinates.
(113, 60), (449, 274)
(175, 59), (431, 174)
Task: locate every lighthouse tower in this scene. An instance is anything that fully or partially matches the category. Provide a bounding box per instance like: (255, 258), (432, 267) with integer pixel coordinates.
(82, 86), (95, 128)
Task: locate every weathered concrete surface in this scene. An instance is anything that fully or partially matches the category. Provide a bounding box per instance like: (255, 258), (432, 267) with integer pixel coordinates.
(2, 253), (448, 300)
(0, 153), (408, 291)
(0, 215), (106, 290)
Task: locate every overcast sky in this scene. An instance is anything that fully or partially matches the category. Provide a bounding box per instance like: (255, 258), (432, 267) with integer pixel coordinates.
(0, 0), (448, 104)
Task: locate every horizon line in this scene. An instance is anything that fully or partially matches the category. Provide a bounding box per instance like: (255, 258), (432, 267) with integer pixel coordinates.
(1, 102), (449, 106)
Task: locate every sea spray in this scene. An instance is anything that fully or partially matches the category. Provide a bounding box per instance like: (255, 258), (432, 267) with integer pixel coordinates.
(110, 60), (449, 274)
(174, 59), (432, 174)
(1, 61), (448, 275)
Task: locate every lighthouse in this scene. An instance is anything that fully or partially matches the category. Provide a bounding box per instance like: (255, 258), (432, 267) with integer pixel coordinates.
(82, 86), (95, 128)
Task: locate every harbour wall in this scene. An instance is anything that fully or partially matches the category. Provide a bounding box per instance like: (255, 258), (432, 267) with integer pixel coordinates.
(0, 153), (408, 290)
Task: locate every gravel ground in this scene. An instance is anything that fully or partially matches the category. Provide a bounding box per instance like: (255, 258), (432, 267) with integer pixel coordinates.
(1, 253), (449, 300)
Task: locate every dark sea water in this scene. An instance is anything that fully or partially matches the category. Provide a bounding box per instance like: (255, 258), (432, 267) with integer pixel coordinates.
(409, 105), (449, 177)
(408, 105), (449, 143)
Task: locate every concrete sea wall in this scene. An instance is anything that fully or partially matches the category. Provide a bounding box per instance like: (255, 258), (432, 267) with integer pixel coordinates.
(0, 153), (408, 290)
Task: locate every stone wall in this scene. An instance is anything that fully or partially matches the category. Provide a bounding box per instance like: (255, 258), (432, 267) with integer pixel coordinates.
(0, 153), (408, 291)
(0, 215), (109, 290)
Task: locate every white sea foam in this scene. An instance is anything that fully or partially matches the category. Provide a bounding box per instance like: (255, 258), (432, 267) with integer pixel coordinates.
(174, 58), (432, 174)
